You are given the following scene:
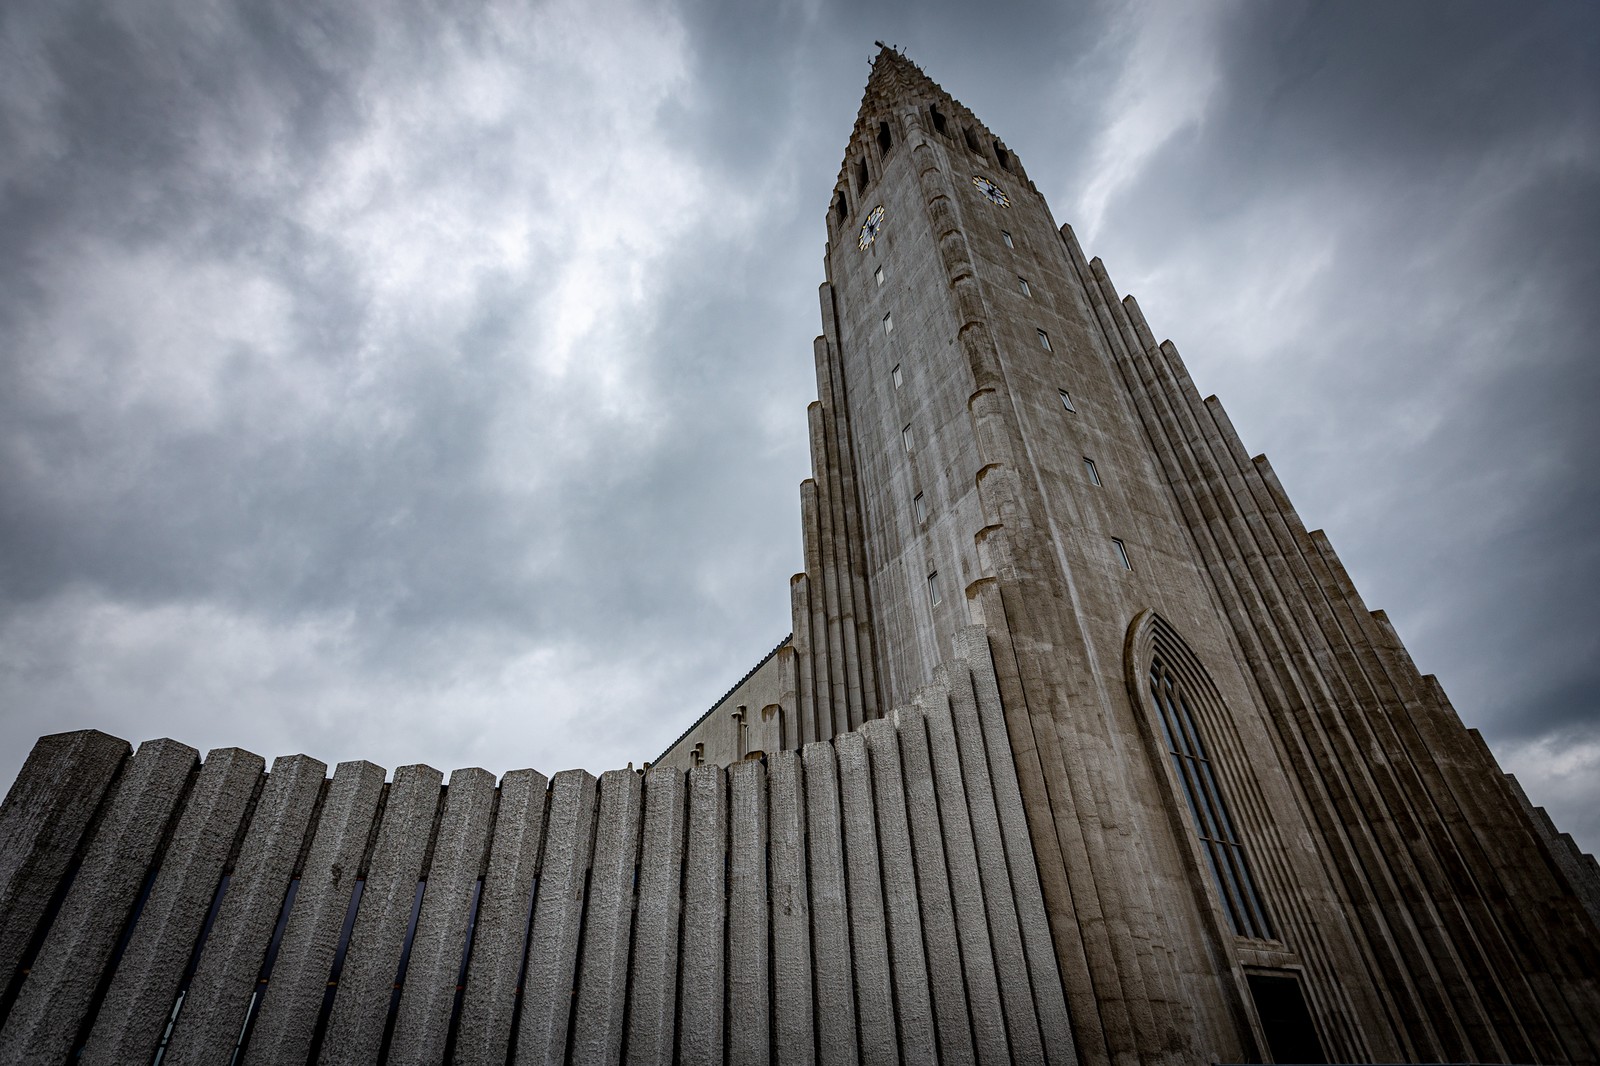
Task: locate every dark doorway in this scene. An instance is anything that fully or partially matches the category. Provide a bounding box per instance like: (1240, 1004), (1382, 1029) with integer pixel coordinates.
(1247, 973), (1327, 1064)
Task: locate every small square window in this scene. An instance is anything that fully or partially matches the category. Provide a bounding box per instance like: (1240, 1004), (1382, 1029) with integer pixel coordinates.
(1059, 389), (1076, 412)
(892, 364), (903, 388)
(914, 493), (927, 522)
(1002, 231), (1014, 249)
(883, 312), (894, 335)
(1018, 276), (1031, 297)
(1112, 538), (1132, 570)
(875, 265), (885, 287)
(1084, 457), (1101, 485)
(902, 424), (913, 452)
(928, 571), (941, 605)
(1037, 329), (1052, 351)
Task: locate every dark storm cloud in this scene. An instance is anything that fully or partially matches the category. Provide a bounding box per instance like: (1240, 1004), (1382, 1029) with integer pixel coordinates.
(1, 0), (1595, 851)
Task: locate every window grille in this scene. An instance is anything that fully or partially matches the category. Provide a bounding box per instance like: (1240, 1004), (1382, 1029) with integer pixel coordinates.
(1148, 657), (1274, 939)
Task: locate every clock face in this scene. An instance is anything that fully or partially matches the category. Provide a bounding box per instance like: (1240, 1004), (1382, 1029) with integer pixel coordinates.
(972, 175), (1011, 207)
(858, 205), (885, 250)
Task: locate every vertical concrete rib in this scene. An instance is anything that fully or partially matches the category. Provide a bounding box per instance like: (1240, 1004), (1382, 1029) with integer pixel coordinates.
(514, 769), (599, 1066)
(81, 747), (264, 1066)
(233, 759), (386, 1066)
(454, 768), (548, 1066)
(835, 732), (898, 1066)
(895, 705), (975, 1066)
(389, 767), (497, 1066)
(571, 770), (643, 1066)
(861, 719), (936, 1065)
(916, 686), (1010, 1065)
(161, 753), (330, 1066)
(801, 741), (859, 1066)
(0, 736), (197, 1066)
(678, 766), (726, 1065)
(0, 730), (130, 994)
(800, 479), (836, 736)
(941, 664), (1045, 1063)
(624, 767), (685, 1066)
(955, 627), (1075, 1063)
(728, 760), (771, 1066)
(791, 573), (819, 746)
(767, 751), (816, 1066)
(315, 763), (443, 1065)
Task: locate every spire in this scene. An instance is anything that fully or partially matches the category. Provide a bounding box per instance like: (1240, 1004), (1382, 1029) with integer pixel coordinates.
(857, 43), (944, 118)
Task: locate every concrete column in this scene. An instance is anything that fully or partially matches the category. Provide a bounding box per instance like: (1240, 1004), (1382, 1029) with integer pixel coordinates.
(956, 627), (1076, 1063)
(161, 753), (331, 1066)
(835, 732), (897, 1065)
(389, 767), (497, 1066)
(0, 730), (130, 992)
(236, 759), (386, 1066)
(728, 760), (771, 1066)
(453, 768), (548, 1066)
(916, 688), (1009, 1065)
(316, 763), (443, 1065)
(678, 766), (726, 1065)
(0, 737), (197, 1066)
(860, 719), (936, 1064)
(514, 769), (599, 1064)
(801, 741), (858, 1066)
(81, 747), (264, 1066)
(767, 751), (815, 1066)
(894, 706), (975, 1066)
(571, 769), (643, 1066)
(625, 768), (686, 1066)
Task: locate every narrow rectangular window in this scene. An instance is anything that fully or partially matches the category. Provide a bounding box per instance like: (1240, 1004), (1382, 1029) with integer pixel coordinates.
(1059, 389), (1075, 412)
(1084, 457), (1101, 485)
(1037, 329), (1052, 351)
(892, 364), (903, 388)
(1018, 276), (1031, 297)
(927, 570), (941, 606)
(1112, 538), (1132, 570)
(1001, 230), (1014, 248)
(914, 493), (927, 522)
(902, 424), (913, 452)
(875, 265), (885, 286)
(883, 312), (894, 335)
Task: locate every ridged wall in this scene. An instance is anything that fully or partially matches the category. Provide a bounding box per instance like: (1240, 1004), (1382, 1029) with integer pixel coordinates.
(0, 626), (1069, 1066)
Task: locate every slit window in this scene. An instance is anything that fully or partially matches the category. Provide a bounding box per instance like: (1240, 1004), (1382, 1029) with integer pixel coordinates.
(875, 265), (885, 287)
(1084, 457), (1101, 485)
(927, 571), (941, 606)
(1037, 329), (1052, 351)
(856, 157), (870, 193)
(902, 424), (914, 452)
(877, 121), (893, 155)
(834, 193), (848, 226)
(883, 312), (894, 335)
(1018, 276), (1032, 297)
(963, 126), (981, 153)
(1150, 657), (1275, 940)
(914, 493), (927, 523)
(892, 364), (903, 388)
(1059, 389), (1076, 412)
(995, 143), (1012, 171)
(930, 105), (948, 135)
(1112, 538), (1132, 570)
(1002, 231), (1014, 248)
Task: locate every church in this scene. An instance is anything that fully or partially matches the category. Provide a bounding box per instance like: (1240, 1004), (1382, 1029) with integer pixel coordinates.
(1, 46), (1596, 1065)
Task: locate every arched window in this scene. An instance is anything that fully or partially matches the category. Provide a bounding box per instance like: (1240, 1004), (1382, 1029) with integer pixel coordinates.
(1129, 612), (1274, 940)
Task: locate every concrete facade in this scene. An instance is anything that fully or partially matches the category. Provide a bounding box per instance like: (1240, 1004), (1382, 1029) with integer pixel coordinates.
(2, 46), (1598, 1065)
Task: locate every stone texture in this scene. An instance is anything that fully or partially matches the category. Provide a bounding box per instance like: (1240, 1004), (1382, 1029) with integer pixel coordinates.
(453, 768), (547, 1066)
(80, 747), (264, 1066)
(0, 737), (197, 1066)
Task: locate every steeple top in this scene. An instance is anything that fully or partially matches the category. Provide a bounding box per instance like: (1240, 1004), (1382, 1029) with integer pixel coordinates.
(860, 43), (943, 113)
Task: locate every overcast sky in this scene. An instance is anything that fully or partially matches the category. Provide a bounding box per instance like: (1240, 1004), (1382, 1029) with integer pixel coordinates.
(2, 0), (1596, 854)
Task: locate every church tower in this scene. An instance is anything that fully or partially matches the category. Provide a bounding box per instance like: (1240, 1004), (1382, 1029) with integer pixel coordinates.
(777, 45), (1600, 1063)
